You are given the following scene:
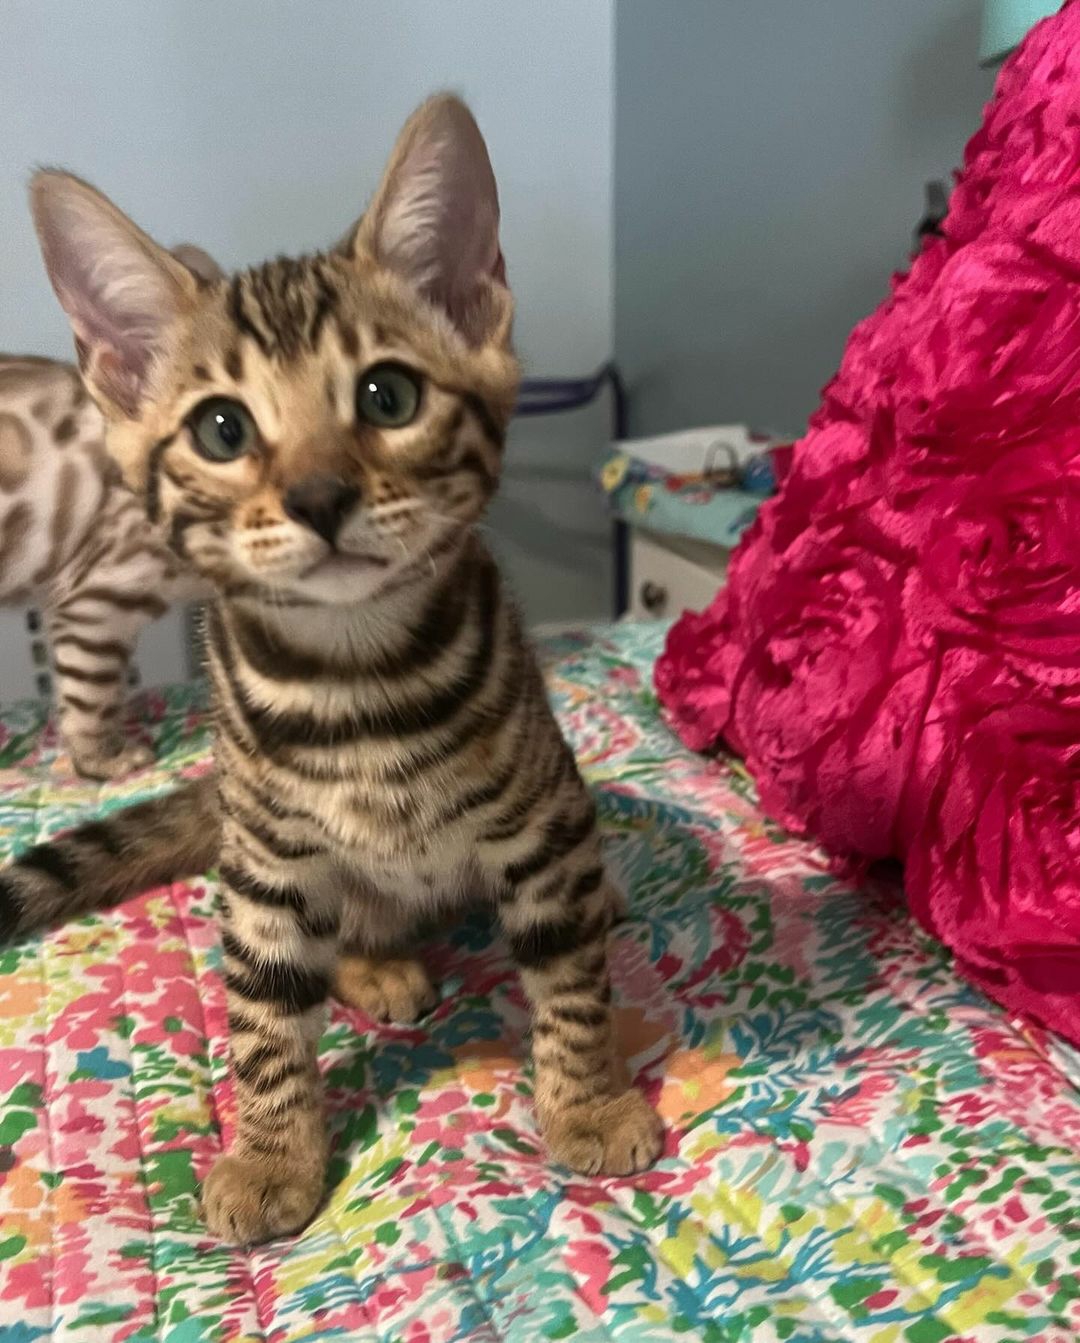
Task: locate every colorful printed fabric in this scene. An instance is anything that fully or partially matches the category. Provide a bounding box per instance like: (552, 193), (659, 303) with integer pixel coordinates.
(598, 450), (772, 548)
(1, 622), (1079, 1342)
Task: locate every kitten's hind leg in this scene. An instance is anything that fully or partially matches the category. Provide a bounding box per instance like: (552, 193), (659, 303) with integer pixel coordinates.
(47, 612), (154, 779)
(334, 881), (437, 1024)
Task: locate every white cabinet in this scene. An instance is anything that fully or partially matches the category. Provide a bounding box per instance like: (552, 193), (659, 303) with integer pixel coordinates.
(627, 528), (728, 621)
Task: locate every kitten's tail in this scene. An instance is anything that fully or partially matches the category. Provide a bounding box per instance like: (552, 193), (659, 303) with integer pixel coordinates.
(0, 777), (219, 942)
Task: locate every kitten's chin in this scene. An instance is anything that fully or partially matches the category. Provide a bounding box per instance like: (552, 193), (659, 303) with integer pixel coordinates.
(286, 552), (397, 606)
(300, 551), (391, 582)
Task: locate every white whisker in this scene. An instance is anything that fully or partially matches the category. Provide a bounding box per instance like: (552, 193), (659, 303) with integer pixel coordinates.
(367, 498), (424, 522)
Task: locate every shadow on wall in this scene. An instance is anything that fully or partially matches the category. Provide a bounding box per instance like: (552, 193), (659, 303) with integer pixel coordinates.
(489, 470), (612, 625)
(614, 0), (998, 440)
(900, 0), (993, 147)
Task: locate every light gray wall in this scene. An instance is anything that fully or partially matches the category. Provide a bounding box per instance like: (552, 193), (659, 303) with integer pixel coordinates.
(0, 0), (615, 628)
(614, 0), (997, 439)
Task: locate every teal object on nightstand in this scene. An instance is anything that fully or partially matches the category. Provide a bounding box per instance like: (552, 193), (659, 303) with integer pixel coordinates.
(980, 0), (1060, 64)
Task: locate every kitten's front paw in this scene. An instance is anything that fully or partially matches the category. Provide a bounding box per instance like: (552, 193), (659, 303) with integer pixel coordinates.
(70, 740), (154, 781)
(202, 1153), (323, 1245)
(334, 953), (436, 1023)
(542, 1088), (663, 1177)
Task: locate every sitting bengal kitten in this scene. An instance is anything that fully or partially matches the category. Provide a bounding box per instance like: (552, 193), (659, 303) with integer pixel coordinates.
(0, 95), (663, 1244)
(0, 247), (217, 778)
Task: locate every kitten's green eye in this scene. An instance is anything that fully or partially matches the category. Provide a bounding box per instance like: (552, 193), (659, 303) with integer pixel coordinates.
(356, 362), (422, 429)
(190, 398), (257, 462)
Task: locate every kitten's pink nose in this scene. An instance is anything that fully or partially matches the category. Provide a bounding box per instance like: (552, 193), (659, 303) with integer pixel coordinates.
(283, 476), (360, 545)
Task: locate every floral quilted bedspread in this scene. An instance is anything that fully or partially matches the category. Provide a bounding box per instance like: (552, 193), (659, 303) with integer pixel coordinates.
(1, 621), (1079, 1343)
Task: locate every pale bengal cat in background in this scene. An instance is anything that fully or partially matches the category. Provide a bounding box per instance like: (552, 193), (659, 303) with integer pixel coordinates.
(0, 246), (218, 778)
(0, 95), (664, 1244)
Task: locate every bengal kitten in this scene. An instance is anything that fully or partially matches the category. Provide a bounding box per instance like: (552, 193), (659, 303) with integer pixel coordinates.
(0, 248), (217, 778)
(0, 95), (663, 1244)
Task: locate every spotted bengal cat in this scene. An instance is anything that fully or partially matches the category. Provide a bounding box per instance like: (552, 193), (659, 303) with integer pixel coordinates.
(0, 95), (663, 1243)
(0, 242), (218, 776)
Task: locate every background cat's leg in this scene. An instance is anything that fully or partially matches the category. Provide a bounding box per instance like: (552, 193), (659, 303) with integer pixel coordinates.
(483, 818), (663, 1177)
(201, 815), (340, 1245)
(335, 880), (437, 1023)
(47, 597), (162, 779)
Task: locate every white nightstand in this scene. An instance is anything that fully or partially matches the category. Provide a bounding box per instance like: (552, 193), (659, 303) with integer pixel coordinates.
(605, 423), (775, 622)
(627, 527), (729, 621)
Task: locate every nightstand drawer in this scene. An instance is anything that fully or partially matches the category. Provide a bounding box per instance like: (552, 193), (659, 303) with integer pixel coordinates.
(628, 529), (728, 620)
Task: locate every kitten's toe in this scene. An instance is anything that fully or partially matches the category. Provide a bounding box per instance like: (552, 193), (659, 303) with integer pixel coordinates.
(202, 1153), (322, 1245)
(334, 953), (436, 1023)
(542, 1088), (663, 1177)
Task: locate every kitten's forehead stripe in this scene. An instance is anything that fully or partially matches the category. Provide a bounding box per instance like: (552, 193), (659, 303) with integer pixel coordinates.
(336, 318), (360, 360)
(229, 274), (273, 358)
(307, 262), (339, 351)
(227, 256), (350, 365)
(252, 257), (327, 361)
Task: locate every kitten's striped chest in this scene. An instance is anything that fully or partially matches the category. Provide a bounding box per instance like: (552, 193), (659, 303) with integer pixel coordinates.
(208, 537), (530, 872)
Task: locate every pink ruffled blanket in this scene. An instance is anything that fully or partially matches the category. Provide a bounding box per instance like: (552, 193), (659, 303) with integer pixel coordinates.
(656, 2), (1080, 1048)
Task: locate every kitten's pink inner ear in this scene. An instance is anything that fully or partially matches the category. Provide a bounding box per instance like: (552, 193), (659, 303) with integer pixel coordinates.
(30, 170), (195, 415)
(356, 94), (507, 343)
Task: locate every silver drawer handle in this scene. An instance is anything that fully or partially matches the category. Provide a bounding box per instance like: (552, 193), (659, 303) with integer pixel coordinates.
(640, 580), (667, 614)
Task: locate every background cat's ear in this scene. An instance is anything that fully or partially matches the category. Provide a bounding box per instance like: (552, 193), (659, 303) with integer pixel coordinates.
(170, 243), (225, 286)
(352, 94), (510, 346)
(30, 170), (197, 416)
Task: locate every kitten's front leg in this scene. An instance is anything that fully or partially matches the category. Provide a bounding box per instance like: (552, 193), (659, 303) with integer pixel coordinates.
(47, 609), (153, 779)
(487, 819), (663, 1176)
(201, 817), (339, 1245)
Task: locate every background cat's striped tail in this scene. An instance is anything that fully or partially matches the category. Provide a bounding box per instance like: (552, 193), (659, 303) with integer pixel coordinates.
(0, 778), (217, 941)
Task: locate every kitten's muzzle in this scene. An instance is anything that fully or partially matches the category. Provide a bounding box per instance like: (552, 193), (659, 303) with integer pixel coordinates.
(283, 475), (360, 544)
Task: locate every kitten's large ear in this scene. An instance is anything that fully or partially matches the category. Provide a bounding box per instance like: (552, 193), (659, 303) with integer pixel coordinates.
(352, 94), (509, 345)
(30, 171), (197, 415)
